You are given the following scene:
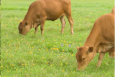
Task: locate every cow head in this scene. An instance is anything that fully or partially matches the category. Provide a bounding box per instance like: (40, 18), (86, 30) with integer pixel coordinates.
(76, 46), (94, 70)
(18, 21), (31, 35)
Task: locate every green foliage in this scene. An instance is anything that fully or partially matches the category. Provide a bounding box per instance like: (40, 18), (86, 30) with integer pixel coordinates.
(1, 0), (114, 77)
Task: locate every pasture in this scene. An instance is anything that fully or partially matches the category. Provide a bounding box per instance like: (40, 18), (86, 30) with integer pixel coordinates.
(1, 0), (114, 77)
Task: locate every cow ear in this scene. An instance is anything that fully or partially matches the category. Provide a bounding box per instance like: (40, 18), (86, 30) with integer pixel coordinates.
(76, 47), (79, 50)
(25, 22), (28, 26)
(87, 47), (93, 54)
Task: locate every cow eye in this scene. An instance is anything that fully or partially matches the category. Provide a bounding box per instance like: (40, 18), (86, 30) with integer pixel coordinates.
(20, 29), (23, 31)
(83, 58), (85, 60)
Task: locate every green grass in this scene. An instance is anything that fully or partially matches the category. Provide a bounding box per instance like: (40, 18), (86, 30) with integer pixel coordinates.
(1, 0), (114, 77)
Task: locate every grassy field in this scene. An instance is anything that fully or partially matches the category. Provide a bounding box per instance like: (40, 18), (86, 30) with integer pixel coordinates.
(1, 0), (114, 77)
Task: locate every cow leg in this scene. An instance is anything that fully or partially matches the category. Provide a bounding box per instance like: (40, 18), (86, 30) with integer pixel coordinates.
(40, 19), (45, 35)
(66, 15), (73, 34)
(109, 47), (115, 58)
(35, 26), (38, 34)
(60, 15), (66, 34)
(96, 52), (105, 67)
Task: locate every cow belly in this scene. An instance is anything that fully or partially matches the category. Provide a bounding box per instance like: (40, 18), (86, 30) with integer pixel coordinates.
(46, 12), (64, 21)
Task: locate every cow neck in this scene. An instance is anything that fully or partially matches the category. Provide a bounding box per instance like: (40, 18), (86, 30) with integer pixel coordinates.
(24, 8), (33, 24)
(24, 14), (32, 23)
(83, 24), (100, 53)
(83, 32), (99, 58)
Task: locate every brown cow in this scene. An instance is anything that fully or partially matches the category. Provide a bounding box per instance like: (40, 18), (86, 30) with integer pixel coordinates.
(18, 0), (73, 35)
(76, 7), (114, 70)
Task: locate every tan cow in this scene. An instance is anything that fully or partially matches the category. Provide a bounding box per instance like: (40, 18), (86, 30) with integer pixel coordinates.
(76, 7), (114, 70)
(18, 0), (73, 35)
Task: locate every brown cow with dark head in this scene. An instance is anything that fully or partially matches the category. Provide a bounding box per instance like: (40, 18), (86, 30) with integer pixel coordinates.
(76, 6), (115, 70)
(18, 0), (73, 35)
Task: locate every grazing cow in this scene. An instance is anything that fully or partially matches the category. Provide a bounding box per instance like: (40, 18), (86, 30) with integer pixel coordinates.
(76, 7), (114, 70)
(18, 0), (73, 35)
